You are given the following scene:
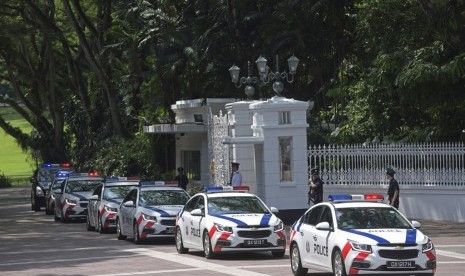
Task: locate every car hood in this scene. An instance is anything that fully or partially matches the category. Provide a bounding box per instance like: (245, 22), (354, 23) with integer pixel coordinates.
(339, 228), (427, 245)
(140, 205), (184, 217)
(67, 191), (93, 201)
(210, 213), (278, 227)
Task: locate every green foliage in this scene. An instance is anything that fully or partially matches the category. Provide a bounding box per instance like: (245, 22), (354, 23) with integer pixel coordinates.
(0, 172), (12, 188)
(83, 136), (160, 180)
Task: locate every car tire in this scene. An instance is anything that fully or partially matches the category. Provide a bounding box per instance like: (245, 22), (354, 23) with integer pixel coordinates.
(31, 191), (40, 211)
(290, 243), (308, 276)
(116, 218), (126, 240)
(54, 209), (60, 222)
(98, 216), (106, 234)
(61, 215), (67, 223)
(175, 226), (188, 254)
(45, 203), (52, 215)
(272, 250), (285, 258)
(133, 222), (142, 245)
(203, 230), (215, 259)
(86, 213), (94, 231)
(332, 249), (348, 276)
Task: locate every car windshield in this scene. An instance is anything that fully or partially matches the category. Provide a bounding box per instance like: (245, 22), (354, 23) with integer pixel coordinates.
(139, 190), (189, 207)
(65, 180), (101, 193)
(51, 178), (66, 190)
(103, 185), (137, 202)
(207, 196), (269, 215)
(336, 207), (412, 230)
(38, 168), (71, 182)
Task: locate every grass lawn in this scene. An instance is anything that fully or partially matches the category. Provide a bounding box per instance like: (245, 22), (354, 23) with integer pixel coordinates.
(0, 107), (35, 186)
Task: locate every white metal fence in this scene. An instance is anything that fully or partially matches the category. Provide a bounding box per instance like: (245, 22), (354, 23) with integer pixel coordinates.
(309, 143), (465, 187)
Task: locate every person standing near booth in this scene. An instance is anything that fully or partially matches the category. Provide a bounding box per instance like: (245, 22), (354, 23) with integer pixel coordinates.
(386, 168), (400, 209)
(230, 162), (242, 186)
(308, 167), (324, 205)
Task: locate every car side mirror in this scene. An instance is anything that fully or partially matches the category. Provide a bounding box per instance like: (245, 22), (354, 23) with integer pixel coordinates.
(316, 221), (332, 231)
(123, 201), (134, 208)
(411, 220), (421, 229)
(191, 208), (203, 216)
(89, 195), (99, 201)
(270, 207), (279, 214)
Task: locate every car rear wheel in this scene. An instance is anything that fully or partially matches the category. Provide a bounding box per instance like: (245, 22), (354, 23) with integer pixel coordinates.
(332, 249), (347, 276)
(116, 218), (126, 240)
(290, 243), (308, 276)
(175, 226), (188, 254)
(86, 213), (94, 231)
(54, 209), (60, 222)
(133, 222), (142, 244)
(203, 230), (215, 259)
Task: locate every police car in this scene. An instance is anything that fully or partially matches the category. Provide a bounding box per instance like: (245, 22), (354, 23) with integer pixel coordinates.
(54, 172), (102, 223)
(289, 194), (436, 276)
(44, 172), (69, 215)
(87, 177), (140, 233)
(175, 186), (286, 259)
(116, 182), (190, 244)
(30, 163), (73, 211)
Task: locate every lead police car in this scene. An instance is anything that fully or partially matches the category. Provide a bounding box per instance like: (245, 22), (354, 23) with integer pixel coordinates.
(289, 194), (436, 276)
(116, 182), (190, 244)
(54, 172), (102, 223)
(87, 177), (140, 233)
(175, 186), (286, 259)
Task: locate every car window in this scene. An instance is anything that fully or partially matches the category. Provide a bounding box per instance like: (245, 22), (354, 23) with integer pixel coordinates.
(196, 196), (205, 211)
(184, 195), (200, 212)
(207, 196), (269, 215)
(139, 190), (190, 207)
(336, 207), (411, 230)
(123, 189), (137, 203)
(319, 206), (333, 227)
(51, 179), (66, 190)
(304, 206), (323, 226)
(65, 180), (101, 193)
(92, 184), (103, 197)
(104, 185), (137, 202)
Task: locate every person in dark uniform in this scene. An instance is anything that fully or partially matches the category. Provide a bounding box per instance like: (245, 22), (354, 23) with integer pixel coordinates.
(308, 167), (324, 205)
(386, 168), (400, 209)
(175, 167), (189, 190)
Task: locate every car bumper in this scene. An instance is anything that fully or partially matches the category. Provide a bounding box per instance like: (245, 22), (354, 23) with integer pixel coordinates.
(212, 229), (287, 253)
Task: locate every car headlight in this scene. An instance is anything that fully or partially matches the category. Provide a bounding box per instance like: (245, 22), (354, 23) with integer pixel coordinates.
(36, 186), (44, 196)
(104, 205), (118, 213)
(422, 239), (434, 252)
(349, 240), (372, 253)
(142, 213), (157, 222)
(274, 220), (284, 232)
(65, 198), (77, 206)
(214, 223), (233, 233)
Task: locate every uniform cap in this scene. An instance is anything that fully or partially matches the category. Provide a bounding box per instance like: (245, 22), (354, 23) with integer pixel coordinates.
(311, 167), (319, 175)
(386, 168), (396, 175)
(231, 162), (240, 166)
(177, 167), (184, 171)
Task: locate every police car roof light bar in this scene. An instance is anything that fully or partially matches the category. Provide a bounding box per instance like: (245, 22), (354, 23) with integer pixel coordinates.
(105, 176), (140, 182)
(41, 163), (72, 168)
(55, 172), (70, 178)
(68, 172), (100, 177)
(205, 186), (250, 193)
(328, 194), (385, 202)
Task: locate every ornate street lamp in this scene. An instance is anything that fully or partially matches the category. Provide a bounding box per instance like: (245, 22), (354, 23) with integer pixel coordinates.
(229, 54), (299, 98)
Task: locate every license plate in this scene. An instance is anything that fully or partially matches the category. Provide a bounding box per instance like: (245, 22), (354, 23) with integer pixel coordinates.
(244, 239), (267, 247)
(386, 261), (415, 269)
(165, 227), (174, 234)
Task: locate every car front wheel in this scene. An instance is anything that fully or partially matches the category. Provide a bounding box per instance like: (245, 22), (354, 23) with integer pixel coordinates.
(133, 222), (142, 244)
(86, 213), (94, 231)
(175, 227), (188, 254)
(116, 218), (126, 240)
(332, 249), (348, 276)
(203, 230), (215, 259)
(290, 243), (308, 276)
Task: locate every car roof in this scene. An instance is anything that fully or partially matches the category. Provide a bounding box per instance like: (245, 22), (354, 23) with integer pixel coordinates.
(330, 201), (392, 209)
(204, 192), (256, 198)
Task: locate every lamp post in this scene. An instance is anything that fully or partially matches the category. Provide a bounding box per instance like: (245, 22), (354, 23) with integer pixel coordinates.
(229, 54), (299, 98)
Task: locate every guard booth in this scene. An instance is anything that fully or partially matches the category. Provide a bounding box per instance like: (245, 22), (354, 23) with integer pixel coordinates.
(144, 96), (311, 221)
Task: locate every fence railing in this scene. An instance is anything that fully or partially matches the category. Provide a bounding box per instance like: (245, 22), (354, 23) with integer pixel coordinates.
(309, 142), (465, 187)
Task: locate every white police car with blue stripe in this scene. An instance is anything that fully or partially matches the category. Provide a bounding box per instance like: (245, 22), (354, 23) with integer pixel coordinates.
(289, 194), (436, 276)
(116, 181), (190, 244)
(175, 186), (286, 259)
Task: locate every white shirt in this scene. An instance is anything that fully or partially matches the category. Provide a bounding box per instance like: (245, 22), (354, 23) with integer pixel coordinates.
(231, 171), (242, 186)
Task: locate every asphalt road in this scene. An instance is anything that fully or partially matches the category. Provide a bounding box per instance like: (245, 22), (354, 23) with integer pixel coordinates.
(1, 188), (465, 276)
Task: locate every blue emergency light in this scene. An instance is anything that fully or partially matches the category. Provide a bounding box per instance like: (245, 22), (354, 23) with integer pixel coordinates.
(55, 172), (70, 178)
(328, 194), (384, 202)
(205, 186), (250, 192)
(41, 163), (71, 168)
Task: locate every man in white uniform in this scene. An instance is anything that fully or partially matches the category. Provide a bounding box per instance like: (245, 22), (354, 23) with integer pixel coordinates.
(230, 162), (242, 186)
